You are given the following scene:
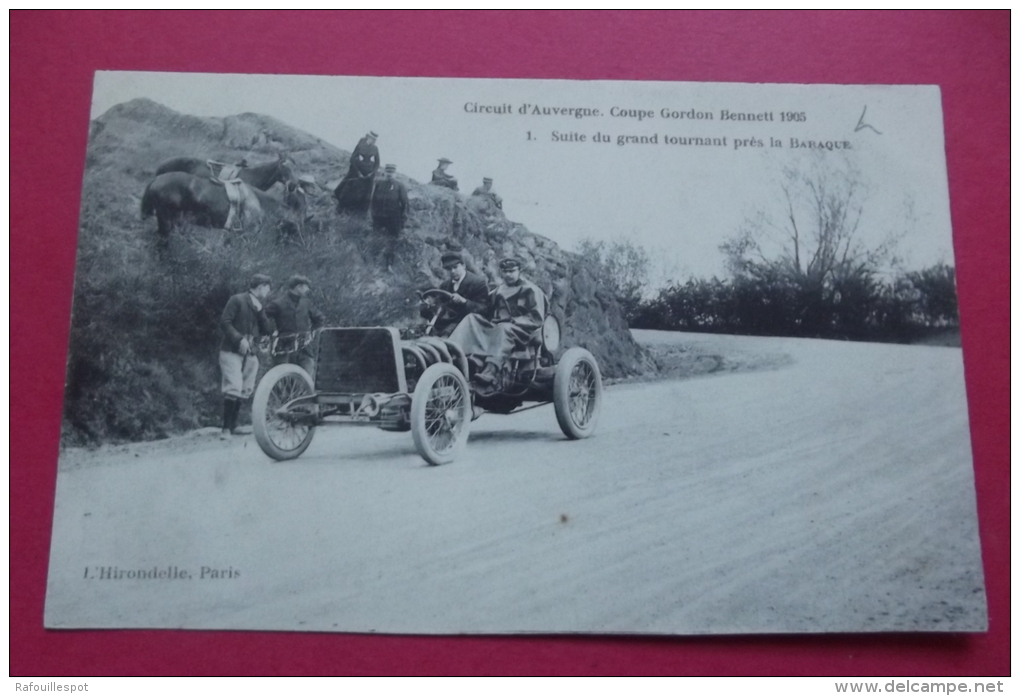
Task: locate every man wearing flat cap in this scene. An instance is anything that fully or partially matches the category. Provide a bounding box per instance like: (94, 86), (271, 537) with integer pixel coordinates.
(265, 274), (326, 379)
(471, 177), (503, 210)
(219, 274), (273, 438)
(335, 131), (380, 214)
(420, 251), (490, 337)
(371, 163), (410, 238)
(430, 158), (459, 191)
(449, 257), (546, 388)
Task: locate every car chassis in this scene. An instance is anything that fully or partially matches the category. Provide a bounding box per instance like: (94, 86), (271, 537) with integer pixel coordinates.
(252, 315), (602, 466)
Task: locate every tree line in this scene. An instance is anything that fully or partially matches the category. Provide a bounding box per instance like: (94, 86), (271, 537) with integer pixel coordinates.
(576, 152), (959, 344)
(628, 263), (957, 342)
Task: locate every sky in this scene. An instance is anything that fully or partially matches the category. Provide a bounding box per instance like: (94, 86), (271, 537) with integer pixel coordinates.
(91, 72), (958, 286)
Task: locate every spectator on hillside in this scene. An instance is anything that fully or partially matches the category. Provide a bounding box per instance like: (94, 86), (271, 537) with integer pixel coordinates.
(430, 158), (458, 191)
(471, 177), (502, 210)
(334, 131), (380, 213)
(372, 164), (409, 236)
(371, 164), (410, 269)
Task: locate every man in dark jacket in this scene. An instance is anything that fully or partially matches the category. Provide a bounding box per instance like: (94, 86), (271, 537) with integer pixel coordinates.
(420, 251), (490, 337)
(335, 131), (380, 213)
(371, 164), (409, 236)
(430, 158), (458, 190)
(219, 273), (273, 437)
(265, 275), (326, 378)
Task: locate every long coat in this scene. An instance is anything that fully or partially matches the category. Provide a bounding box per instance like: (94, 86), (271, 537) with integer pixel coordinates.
(347, 138), (379, 179)
(448, 279), (546, 364)
(335, 138), (380, 212)
(488, 279), (545, 332)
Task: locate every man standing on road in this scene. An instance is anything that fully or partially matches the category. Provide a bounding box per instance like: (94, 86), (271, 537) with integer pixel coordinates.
(430, 158), (458, 191)
(219, 274), (273, 438)
(335, 131), (380, 213)
(420, 251), (490, 337)
(265, 275), (326, 379)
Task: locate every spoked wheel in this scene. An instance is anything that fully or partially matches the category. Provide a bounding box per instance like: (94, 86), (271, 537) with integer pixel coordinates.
(553, 347), (602, 440)
(411, 362), (472, 466)
(252, 364), (317, 461)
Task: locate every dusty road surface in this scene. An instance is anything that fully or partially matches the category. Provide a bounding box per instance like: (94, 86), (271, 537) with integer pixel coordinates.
(45, 332), (986, 634)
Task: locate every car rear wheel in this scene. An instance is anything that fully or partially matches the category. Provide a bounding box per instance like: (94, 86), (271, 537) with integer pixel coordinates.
(553, 347), (602, 440)
(411, 362), (472, 466)
(253, 364), (317, 461)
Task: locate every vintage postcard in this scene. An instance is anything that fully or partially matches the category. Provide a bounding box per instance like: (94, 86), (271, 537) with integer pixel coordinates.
(45, 72), (985, 634)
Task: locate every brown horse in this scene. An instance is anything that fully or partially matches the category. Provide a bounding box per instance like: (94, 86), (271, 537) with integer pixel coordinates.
(154, 153), (293, 191)
(141, 172), (284, 238)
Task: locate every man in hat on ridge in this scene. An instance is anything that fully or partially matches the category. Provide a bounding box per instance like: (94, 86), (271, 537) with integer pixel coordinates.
(420, 251), (490, 337)
(264, 274), (326, 379)
(430, 158), (458, 191)
(471, 177), (503, 210)
(448, 257), (546, 389)
(335, 131), (380, 213)
(219, 273), (273, 438)
(371, 164), (409, 237)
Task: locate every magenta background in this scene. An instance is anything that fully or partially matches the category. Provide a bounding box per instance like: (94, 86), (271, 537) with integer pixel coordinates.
(10, 11), (1009, 676)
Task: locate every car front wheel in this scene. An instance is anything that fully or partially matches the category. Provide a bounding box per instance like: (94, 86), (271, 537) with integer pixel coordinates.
(553, 347), (602, 440)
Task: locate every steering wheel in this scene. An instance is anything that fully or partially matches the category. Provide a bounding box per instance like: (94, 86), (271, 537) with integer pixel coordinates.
(421, 288), (455, 304)
(420, 289), (456, 337)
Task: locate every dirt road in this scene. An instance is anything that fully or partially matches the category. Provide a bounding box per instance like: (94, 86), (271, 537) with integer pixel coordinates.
(45, 331), (986, 634)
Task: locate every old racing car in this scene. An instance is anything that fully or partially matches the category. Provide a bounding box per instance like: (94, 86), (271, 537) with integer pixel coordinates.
(251, 314), (602, 466)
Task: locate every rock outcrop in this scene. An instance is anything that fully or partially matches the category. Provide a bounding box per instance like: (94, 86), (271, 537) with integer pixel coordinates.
(89, 98), (649, 378)
(66, 99), (651, 444)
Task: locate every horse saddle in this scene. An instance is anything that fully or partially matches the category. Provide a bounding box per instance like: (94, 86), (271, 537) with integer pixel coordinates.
(211, 178), (245, 230)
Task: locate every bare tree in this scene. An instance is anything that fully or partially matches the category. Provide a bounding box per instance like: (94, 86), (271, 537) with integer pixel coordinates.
(719, 152), (907, 335)
(722, 153), (900, 294)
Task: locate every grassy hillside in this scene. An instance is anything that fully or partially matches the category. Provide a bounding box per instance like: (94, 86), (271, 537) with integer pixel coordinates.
(64, 99), (649, 445)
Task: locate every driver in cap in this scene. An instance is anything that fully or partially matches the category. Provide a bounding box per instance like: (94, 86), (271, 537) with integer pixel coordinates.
(419, 251), (489, 337)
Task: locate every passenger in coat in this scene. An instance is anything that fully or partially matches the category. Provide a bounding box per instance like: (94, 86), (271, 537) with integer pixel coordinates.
(448, 257), (546, 388)
(219, 273), (273, 437)
(420, 251), (490, 337)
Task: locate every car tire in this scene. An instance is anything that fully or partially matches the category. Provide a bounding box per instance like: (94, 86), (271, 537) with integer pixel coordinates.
(411, 362), (472, 466)
(553, 347), (602, 440)
(253, 363), (317, 461)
